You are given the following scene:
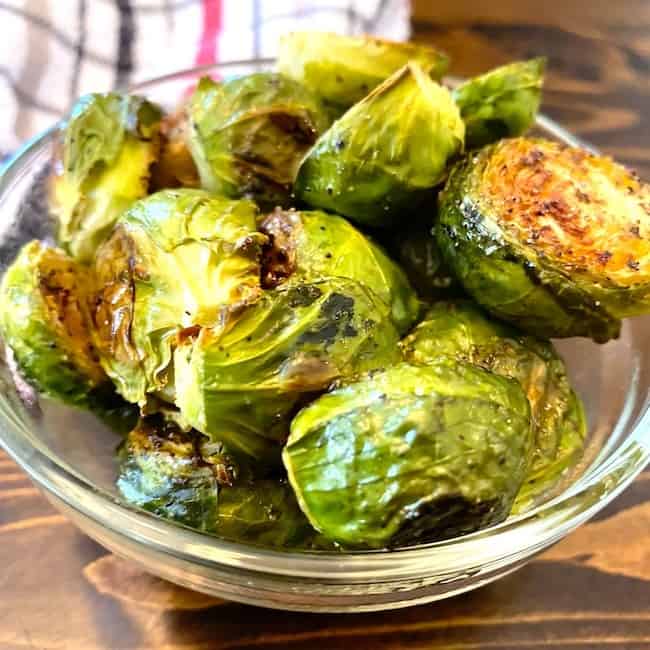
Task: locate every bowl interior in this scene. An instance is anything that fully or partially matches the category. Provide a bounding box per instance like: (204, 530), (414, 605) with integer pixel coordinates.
(0, 61), (649, 563)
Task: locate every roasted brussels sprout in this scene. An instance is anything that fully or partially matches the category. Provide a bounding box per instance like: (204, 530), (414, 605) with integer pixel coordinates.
(454, 58), (545, 149)
(394, 224), (460, 301)
(437, 138), (650, 341)
(117, 416), (227, 530)
(117, 416), (330, 548)
(0, 240), (107, 406)
(401, 301), (586, 507)
(295, 63), (464, 227)
(90, 189), (265, 406)
(284, 361), (532, 548)
(150, 107), (200, 190)
(259, 208), (420, 332)
(187, 74), (331, 207)
(215, 481), (333, 548)
(49, 93), (162, 263)
(277, 31), (449, 112)
(174, 278), (401, 463)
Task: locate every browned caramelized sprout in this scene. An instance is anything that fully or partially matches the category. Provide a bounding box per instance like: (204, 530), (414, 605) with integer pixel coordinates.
(438, 137), (650, 341)
(0, 241), (107, 405)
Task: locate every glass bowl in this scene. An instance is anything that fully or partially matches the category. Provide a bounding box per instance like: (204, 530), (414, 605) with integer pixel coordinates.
(0, 60), (649, 613)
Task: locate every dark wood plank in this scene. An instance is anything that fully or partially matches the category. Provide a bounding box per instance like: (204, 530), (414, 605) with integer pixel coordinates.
(0, 456), (649, 649)
(413, 0), (650, 178)
(1, 2), (649, 648)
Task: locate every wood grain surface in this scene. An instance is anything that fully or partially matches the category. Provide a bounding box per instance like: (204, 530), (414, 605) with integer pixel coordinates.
(1, 2), (650, 648)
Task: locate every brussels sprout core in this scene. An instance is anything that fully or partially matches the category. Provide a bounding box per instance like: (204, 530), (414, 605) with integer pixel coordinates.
(438, 137), (650, 341)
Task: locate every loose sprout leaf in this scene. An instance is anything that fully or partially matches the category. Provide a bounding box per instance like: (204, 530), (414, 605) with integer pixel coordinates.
(284, 361), (532, 548)
(188, 73), (332, 208)
(0, 240), (107, 406)
(174, 277), (401, 463)
(49, 93), (162, 262)
(259, 208), (420, 333)
(437, 137), (650, 341)
(454, 58), (545, 149)
(401, 300), (586, 508)
(278, 31), (449, 111)
(90, 189), (265, 406)
(295, 63), (464, 226)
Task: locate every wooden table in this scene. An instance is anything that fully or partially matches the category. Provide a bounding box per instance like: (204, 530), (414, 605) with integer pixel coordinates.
(2, 2), (650, 648)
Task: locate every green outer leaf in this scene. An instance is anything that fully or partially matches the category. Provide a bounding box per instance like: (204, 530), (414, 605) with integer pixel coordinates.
(260, 208), (420, 333)
(284, 361), (532, 548)
(51, 92), (162, 262)
(188, 74), (332, 207)
(174, 278), (401, 463)
(295, 63), (464, 227)
(117, 418), (331, 548)
(117, 419), (222, 532)
(216, 482), (333, 549)
(64, 94), (127, 186)
(401, 300), (586, 508)
(0, 241), (106, 407)
(436, 145), (621, 341)
(277, 31), (449, 111)
(454, 58), (545, 149)
(63, 93), (161, 186)
(91, 189), (265, 406)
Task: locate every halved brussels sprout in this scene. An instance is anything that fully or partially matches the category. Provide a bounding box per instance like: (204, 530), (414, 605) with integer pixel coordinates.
(277, 31), (449, 112)
(49, 92), (162, 263)
(401, 301), (586, 507)
(437, 138), (650, 341)
(188, 74), (331, 207)
(174, 278), (401, 463)
(90, 189), (266, 405)
(295, 63), (464, 227)
(259, 208), (420, 333)
(0, 240), (107, 406)
(150, 107), (200, 190)
(454, 58), (545, 149)
(117, 416), (330, 548)
(284, 361), (532, 548)
(117, 416), (229, 530)
(393, 223), (461, 301)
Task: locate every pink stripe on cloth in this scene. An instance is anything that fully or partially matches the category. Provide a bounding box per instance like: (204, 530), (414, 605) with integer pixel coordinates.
(194, 0), (223, 67)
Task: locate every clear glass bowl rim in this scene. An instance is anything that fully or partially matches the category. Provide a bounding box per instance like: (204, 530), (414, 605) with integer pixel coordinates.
(0, 58), (649, 585)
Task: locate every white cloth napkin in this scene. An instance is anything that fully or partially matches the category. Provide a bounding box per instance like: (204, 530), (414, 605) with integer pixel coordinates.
(0, 0), (411, 155)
